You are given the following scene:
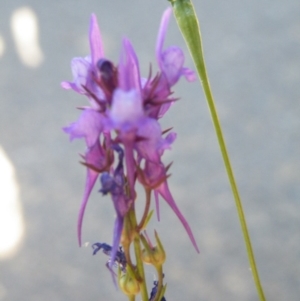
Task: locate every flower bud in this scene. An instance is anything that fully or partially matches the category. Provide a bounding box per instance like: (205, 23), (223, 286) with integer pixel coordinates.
(119, 273), (140, 296)
(140, 230), (166, 267)
(152, 246), (166, 266)
(141, 248), (152, 264)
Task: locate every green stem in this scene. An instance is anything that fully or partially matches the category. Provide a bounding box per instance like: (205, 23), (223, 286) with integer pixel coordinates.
(170, 1), (266, 300)
(123, 215), (137, 273)
(153, 265), (164, 301)
(129, 208), (149, 301)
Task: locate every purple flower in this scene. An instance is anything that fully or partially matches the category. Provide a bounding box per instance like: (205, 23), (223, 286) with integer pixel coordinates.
(156, 8), (196, 86)
(99, 145), (131, 271)
(62, 8), (199, 257)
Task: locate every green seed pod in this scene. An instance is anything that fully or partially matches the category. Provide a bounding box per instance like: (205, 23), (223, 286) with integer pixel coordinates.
(141, 248), (152, 264)
(152, 231), (166, 265)
(140, 231), (166, 267)
(119, 273), (140, 296)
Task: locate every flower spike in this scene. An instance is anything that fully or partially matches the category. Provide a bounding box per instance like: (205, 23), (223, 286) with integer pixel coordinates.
(62, 10), (199, 288)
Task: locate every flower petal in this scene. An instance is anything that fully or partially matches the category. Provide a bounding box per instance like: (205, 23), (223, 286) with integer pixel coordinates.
(160, 46), (184, 86)
(89, 14), (104, 66)
(63, 109), (104, 148)
(156, 8), (196, 86)
(156, 181), (200, 253)
(136, 118), (162, 161)
(181, 67), (197, 82)
(156, 8), (172, 70)
(159, 131), (177, 155)
(77, 168), (99, 246)
(119, 38), (141, 93)
(109, 89), (143, 130)
(109, 213), (124, 287)
(61, 57), (90, 94)
(110, 213), (124, 269)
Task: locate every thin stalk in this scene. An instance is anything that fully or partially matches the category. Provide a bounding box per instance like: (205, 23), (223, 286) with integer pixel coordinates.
(129, 209), (149, 301)
(170, 1), (266, 300)
(123, 215), (137, 273)
(153, 265), (164, 301)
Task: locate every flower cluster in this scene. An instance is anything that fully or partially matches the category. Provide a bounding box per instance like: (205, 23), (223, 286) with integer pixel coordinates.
(62, 8), (199, 271)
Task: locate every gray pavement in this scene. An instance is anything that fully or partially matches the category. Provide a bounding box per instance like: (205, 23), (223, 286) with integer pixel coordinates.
(0, 0), (300, 300)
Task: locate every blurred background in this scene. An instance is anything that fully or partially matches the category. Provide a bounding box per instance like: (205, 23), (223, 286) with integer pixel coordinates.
(0, 0), (300, 300)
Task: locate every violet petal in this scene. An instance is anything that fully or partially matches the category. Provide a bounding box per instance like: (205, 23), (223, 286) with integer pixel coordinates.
(77, 168), (99, 246)
(119, 38), (141, 93)
(63, 109), (104, 148)
(89, 14), (104, 66)
(157, 181), (200, 253)
(156, 8), (172, 70)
